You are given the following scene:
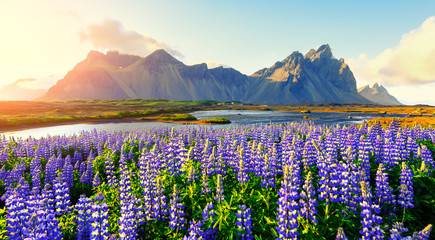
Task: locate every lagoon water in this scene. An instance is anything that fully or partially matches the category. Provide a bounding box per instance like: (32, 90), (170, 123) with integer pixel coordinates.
(1, 110), (407, 139)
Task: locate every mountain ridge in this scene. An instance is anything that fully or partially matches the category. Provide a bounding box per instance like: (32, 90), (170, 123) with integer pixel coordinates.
(246, 44), (368, 104)
(39, 45), (388, 105)
(358, 83), (401, 105)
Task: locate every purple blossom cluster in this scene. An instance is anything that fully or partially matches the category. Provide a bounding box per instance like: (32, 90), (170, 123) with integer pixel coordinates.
(0, 120), (433, 239)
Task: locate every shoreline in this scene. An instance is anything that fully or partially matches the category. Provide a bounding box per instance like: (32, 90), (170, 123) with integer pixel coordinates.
(1, 104), (435, 134)
(0, 109), (233, 134)
(0, 116), (148, 134)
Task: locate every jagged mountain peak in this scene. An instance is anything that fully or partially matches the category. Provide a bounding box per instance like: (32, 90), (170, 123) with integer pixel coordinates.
(368, 83), (387, 94)
(359, 84), (370, 91)
(358, 83), (401, 105)
(143, 49), (181, 65)
(317, 44), (332, 56)
(305, 44), (333, 62)
(86, 50), (105, 61)
(82, 50), (141, 68)
(282, 51), (304, 64)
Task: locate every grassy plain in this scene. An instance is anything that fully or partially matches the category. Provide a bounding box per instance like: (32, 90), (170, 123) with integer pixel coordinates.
(1, 100), (434, 132)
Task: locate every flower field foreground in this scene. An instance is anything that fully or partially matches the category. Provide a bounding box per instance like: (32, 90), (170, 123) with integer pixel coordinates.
(0, 119), (434, 239)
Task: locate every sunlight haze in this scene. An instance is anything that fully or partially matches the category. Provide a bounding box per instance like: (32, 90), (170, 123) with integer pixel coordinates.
(1, 0), (435, 104)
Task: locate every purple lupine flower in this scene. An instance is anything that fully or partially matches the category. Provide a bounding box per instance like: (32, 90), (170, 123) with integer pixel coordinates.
(375, 163), (396, 206)
(388, 119), (400, 141)
(358, 136), (372, 181)
(25, 199), (55, 239)
(202, 202), (217, 240)
(105, 151), (117, 188)
(276, 165), (299, 239)
(336, 227), (348, 240)
(0, 165), (6, 182)
(6, 192), (26, 239)
(341, 153), (362, 214)
(97, 142), (104, 157)
(237, 149), (249, 185)
(152, 178), (168, 221)
(187, 165), (198, 184)
(183, 219), (204, 240)
(140, 159), (154, 223)
(252, 141), (264, 177)
(92, 172), (101, 187)
(29, 157), (41, 175)
(41, 183), (55, 212)
(329, 163), (343, 203)
(398, 162), (414, 209)
(261, 155), (275, 188)
(165, 140), (186, 177)
(73, 150), (82, 165)
(407, 137), (419, 159)
(119, 202), (137, 239)
(76, 195), (92, 240)
(169, 184), (186, 230)
(83, 155), (94, 185)
(359, 181), (384, 240)
(373, 135), (383, 163)
(128, 147), (135, 161)
(63, 156), (74, 188)
(317, 158), (331, 205)
(324, 132), (338, 161)
(18, 177), (30, 197)
(44, 156), (57, 185)
(235, 205), (254, 240)
(31, 168), (41, 194)
(271, 142), (282, 175)
(302, 139), (316, 169)
(53, 173), (71, 216)
(420, 145), (434, 169)
(390, 140), (401, 166)
(119, 170), (138, 239)
(214, 174), (225, 202)
(299, 171), (318, 224)
(389, 222), (408, 240)
(205, 153), (217, 177)
(216, 152), (227, 177)
(90, 193), (110, 240)
(411, 224), (432, 240)
(22, 212), (43, 239)
(201, 169), (211, 194)
(44, 204), (63, 240)
(397, 133), (409, 160)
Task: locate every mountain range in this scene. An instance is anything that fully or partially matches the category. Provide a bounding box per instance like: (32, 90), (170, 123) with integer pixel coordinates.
(38, 44), (399, 105)
(358, 83), (401, 105)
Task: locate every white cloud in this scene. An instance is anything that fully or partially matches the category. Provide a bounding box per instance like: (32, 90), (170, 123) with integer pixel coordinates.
(388, 83), (435, 106)
(79, 19), (182, 58)
(0, 74), (63, 100)
(203, 61), (230, 69)
(348, 16), (435, 86)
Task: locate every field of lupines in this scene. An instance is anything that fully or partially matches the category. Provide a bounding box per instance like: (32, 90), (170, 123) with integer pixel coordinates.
(0, 119), (434, 239)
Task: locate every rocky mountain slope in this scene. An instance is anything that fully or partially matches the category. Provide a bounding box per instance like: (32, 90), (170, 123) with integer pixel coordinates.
(39, 50), (250, 101)
(39, 45), (381, 105)
(247, 44), (370, 104)
(358, 83), (401, 105)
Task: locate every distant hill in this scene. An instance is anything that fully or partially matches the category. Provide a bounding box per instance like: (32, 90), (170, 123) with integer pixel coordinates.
(358, 83), (401, 105)
(39, 45), (378, 105)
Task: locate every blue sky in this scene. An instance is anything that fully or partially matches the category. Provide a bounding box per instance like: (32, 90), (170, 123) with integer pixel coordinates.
(1, 0), (435, 104)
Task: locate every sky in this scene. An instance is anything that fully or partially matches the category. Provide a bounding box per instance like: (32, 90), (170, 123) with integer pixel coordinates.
(1, 0), (435, 104)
